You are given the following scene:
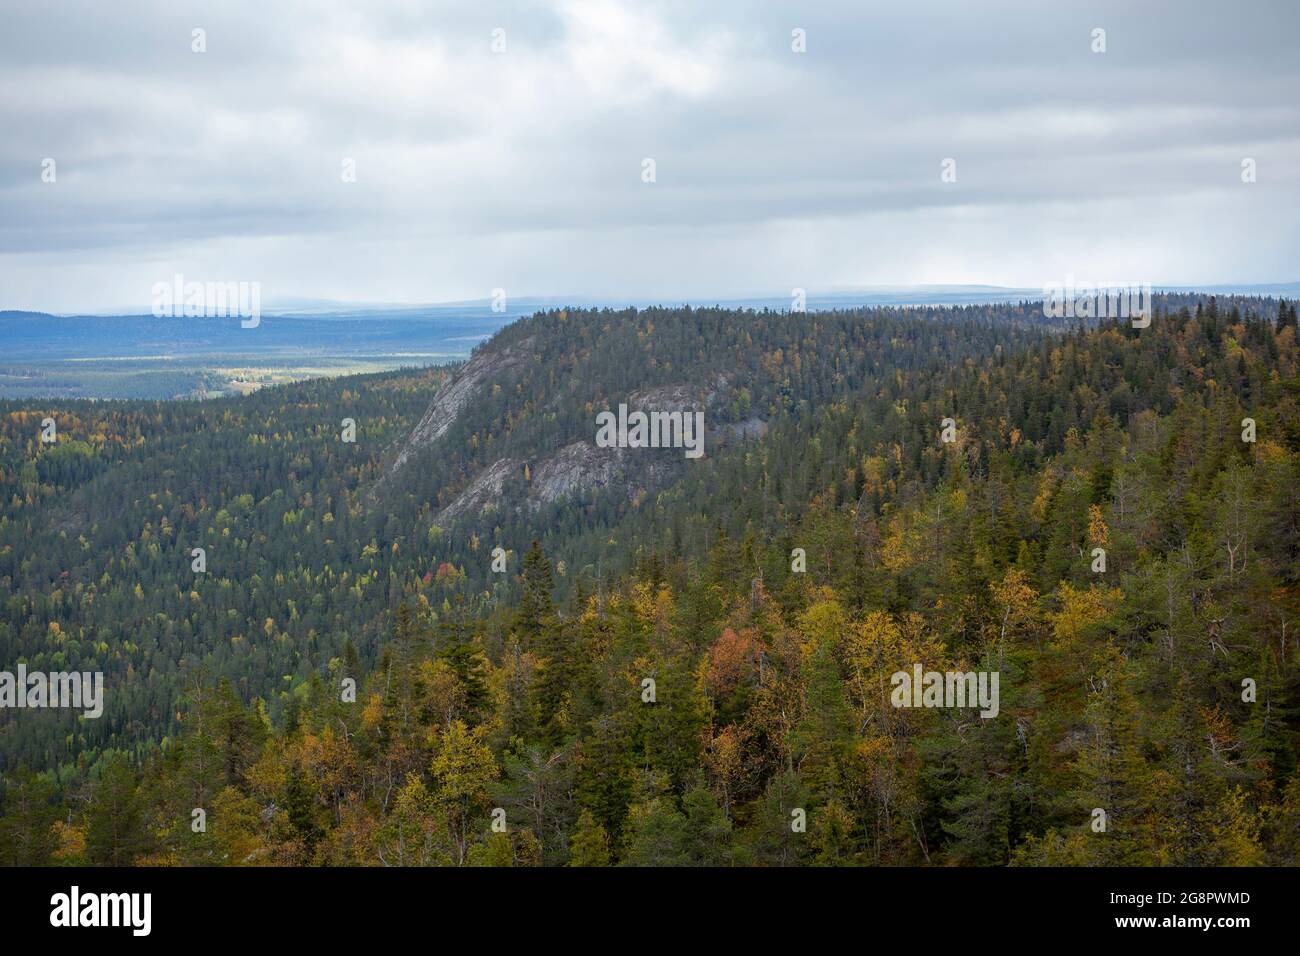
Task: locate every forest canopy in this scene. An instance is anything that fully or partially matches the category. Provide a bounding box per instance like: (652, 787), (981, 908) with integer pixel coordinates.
(2, 296), (1299, 866)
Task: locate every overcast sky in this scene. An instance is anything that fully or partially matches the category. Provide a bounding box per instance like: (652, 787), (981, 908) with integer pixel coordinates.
(1, 0), (1297, 312)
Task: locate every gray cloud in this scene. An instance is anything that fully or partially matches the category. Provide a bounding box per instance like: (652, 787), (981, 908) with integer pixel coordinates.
(1, 0), (1297, 311)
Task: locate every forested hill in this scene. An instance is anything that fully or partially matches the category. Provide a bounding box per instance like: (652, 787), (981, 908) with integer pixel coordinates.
(2, 296), (1300, 866)
(375, 296), (1299, 610)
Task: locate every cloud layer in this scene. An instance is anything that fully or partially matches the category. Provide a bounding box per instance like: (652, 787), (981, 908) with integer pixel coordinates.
(2, 0), (1297, 311)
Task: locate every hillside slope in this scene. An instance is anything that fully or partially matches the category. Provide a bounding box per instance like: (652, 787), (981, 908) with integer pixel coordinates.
(1, 297), (1297, 777)
(3, 295), (1300, 866)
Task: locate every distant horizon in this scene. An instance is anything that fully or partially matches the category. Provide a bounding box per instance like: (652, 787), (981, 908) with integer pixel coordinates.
(7, 279), (1300, 319)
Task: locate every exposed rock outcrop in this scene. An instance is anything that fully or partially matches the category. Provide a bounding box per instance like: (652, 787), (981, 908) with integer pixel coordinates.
(436, 457), (518, 523)
(378, 350), (765, 527)
(434, 442), (679, 524)
(372, 337), (534, 497)
(530, 441), (633, 503)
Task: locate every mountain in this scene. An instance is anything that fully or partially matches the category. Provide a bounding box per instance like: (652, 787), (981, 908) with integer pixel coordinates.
(2, 294), (1299, 867)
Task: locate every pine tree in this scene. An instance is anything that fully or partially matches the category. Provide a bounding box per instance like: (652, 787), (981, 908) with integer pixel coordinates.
(1073, 641), (1153, 865)
(515, 540), (555, 649)
(84, 755), (150, 865)
(517, 541), (570, 744)
(0, 768), (59, 865)
(568, 808), (612, 866)
(437, 596), (490, 724)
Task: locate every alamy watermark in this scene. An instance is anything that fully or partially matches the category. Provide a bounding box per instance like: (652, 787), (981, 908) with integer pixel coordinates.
(151, 273), (261, 328)
(0, 665), (103, 718)
(595, 404), (704, 459)
(50, 886), (150, 936)
(891, 664), (999, 718)
(1042, 276), (1151, 328)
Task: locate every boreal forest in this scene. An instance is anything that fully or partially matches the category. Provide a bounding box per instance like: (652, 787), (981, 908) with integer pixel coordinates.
(2, 295), (1300, 867)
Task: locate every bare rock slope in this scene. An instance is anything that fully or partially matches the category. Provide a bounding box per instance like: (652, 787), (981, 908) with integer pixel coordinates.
(374, 339), (761, 525)
(386, 337), (534, 478)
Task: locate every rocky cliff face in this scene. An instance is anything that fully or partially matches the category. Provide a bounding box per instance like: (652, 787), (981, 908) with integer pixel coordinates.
(435, 456), (517, 522)
(365, 337), (534, 509)
(374, 335), (762, 526)
(435, 435), (684, 525)
(385, 336), (534, 478)
(435, 443), (648, 524)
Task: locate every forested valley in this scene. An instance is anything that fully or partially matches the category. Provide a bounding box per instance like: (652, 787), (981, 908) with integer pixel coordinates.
(3, 296), (1300, 866)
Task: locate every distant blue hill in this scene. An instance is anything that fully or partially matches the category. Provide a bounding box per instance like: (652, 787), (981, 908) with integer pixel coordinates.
(0, 310), (510, 362)
(0, 307), (518, 399)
